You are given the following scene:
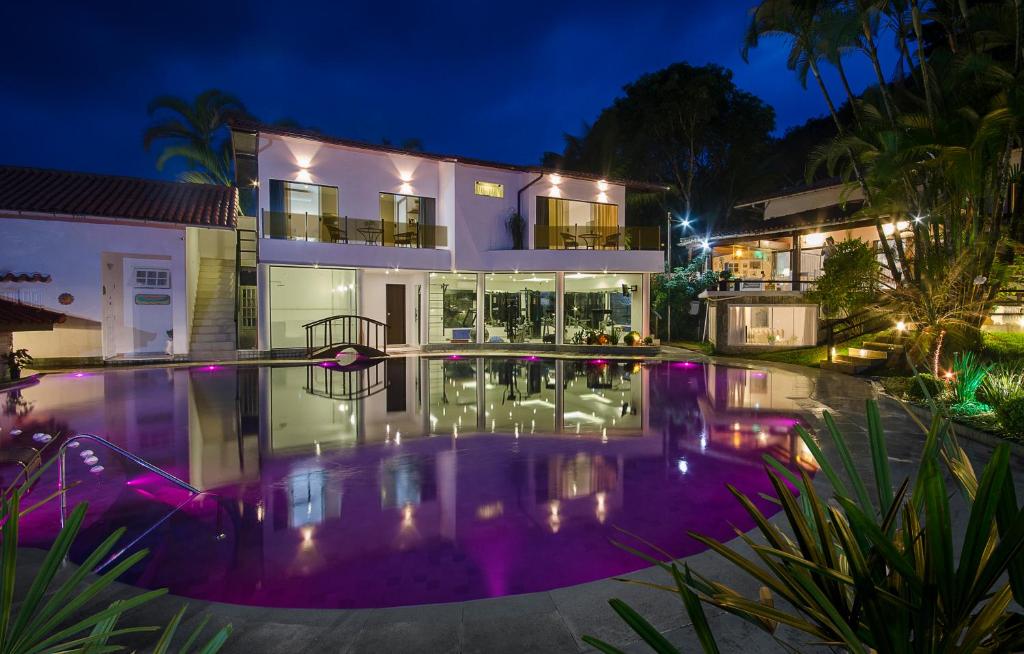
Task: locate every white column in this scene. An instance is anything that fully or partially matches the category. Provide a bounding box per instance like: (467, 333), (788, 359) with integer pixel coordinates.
(555, 272), (565, 345)
(256, 263), (271, 351)
(476, 273), (485, 344)
(641, 273), (651, 338)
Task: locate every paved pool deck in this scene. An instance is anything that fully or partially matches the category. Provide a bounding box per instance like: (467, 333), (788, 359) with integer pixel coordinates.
(15, 350), (1024, 653)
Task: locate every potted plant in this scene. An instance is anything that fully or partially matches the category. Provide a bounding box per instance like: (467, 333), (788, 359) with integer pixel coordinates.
(6, 348), (32, 381)
(505, 211), (526, 250)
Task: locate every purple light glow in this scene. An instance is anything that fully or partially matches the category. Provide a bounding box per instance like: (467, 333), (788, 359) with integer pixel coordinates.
(69, 372), (93, 378)
(16, 357), (814, 611)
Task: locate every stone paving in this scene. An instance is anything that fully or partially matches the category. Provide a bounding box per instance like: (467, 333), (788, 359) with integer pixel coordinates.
(14, 352), (1024, 653)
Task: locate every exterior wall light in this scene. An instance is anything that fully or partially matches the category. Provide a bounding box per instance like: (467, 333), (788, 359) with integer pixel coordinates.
(895, 320), (906, 332)
(549, 174), (562, 185)
(597, 179), (608, 191)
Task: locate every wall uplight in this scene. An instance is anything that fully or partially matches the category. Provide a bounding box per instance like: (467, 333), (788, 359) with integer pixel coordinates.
(803, 232), (826, 247)
(597, 179), (609, 191)
(882, 223), (896, 236)
(549, 173), (562, 185)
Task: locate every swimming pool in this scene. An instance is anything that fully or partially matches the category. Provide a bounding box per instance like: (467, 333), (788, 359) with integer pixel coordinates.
(5, 357), (815, 608)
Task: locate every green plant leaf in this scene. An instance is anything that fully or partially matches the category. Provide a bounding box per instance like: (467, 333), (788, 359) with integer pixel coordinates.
(605, 598), (679, 654)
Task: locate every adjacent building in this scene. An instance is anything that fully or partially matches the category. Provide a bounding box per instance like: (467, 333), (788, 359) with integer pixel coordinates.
(0, 166), (237, 364)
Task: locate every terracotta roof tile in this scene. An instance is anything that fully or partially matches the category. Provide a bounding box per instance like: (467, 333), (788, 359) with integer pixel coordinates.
(0, 166), (237, 228)
(0, 298), (64, 330)
(0, 273), (51, 283)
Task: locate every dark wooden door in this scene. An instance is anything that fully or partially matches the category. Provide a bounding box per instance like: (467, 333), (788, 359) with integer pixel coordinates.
(386, 284), (406, 344)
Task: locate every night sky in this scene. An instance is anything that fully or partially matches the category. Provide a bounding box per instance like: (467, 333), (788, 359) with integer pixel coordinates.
(1, 1), (892, 179)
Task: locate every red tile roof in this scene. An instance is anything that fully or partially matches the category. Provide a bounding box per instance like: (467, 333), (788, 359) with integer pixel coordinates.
(0, 272), (51, 283)
(0, 298), (65, 332)
(0, 166), (237, 228)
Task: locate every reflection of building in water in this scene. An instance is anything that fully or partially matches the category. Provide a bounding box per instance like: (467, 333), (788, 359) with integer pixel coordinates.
(699, 363), (817, 472)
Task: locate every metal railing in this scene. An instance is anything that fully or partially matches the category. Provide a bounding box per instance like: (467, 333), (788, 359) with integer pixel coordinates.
(303, 314), (389, 357)
(261, 211), (447, 248)
(710, 278), (820, 292)
(534, 224), (661, 250)
(57, 433), (204, 571)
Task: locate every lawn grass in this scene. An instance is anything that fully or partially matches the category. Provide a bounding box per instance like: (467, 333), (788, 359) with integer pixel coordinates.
(740, 331), (886, 368)
(981, 331), (1024, 363)
(667, 339), (715, 355)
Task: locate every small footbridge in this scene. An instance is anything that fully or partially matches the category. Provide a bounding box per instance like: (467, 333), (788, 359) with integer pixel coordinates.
(302, 315), (389, 359)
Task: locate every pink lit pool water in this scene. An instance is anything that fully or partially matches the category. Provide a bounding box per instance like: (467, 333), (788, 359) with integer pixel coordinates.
(4, 357), (814, 608)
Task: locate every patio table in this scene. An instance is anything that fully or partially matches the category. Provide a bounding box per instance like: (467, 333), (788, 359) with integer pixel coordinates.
(579, 233), (601, 249)
(358, 226), (383, 245)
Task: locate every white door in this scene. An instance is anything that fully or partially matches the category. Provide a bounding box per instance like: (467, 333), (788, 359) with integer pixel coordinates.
(125, 262), (173, 354)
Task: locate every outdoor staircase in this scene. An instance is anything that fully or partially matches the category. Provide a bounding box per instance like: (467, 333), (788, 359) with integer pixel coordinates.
(820, 332), (909, 375)
(189, 258), (237, 361)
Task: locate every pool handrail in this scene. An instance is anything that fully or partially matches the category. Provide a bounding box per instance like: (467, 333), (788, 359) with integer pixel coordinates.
(57, 433), (200, 529)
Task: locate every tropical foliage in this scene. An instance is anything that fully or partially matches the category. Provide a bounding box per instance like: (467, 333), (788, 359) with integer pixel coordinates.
(585, 400), (1024, 652)
(805, 238), (879, 319)
(0, 451), (231, 653)
(143, 90), (250, 185)
(745, 0), (1024, 372)
(652, 255), (719, 340)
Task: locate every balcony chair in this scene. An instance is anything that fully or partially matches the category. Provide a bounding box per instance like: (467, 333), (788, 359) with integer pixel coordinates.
(560, 232), (579, 249)
(602, 232), (621, 249)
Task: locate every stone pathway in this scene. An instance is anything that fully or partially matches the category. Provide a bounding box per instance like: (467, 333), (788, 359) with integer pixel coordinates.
(15, 355), (1024, 653)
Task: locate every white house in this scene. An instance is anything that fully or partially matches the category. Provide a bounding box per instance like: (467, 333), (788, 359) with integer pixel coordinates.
(0, 166), (237, 364)
(229, 122), (667, 355)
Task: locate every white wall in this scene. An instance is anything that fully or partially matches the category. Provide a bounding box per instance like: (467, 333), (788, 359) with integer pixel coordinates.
(0, 216), (190, 359)
(451, 163), (522, 269)
(256, 134), (444, 234)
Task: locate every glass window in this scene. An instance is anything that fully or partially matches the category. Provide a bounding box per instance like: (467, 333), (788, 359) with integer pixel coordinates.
(727, 305), (817, 346)
(268, 266), (357, 348)
(266, 180), (339, 241)
(563, 273), (643, 344)
(474, 181), (504, 198)
(133, 268), (170, 289)
(483, 273), (555, 344)
(535, 197), (619, 249)
(427, 272), (478, 343)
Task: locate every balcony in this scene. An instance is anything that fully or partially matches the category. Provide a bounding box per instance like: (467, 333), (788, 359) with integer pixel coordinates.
(261, 211), (447, 249)
(534, 225), (661, 251)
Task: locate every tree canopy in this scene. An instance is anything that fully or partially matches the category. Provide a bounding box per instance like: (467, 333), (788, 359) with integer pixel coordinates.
(544, 63), (777, 236)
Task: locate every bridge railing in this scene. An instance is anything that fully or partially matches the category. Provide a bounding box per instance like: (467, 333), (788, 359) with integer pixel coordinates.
(302, 314), (388, 357)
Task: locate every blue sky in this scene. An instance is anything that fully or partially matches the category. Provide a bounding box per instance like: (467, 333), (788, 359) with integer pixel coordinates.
(0, 1), (894, 179)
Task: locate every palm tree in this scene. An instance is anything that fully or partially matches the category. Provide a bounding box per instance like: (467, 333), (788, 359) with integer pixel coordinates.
(744, 0), (904, 282)
(143, 90), (250, 185)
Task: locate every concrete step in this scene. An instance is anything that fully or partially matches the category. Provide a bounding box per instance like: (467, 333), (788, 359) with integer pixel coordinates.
(191, 325), (234, 335)
(861, 341), (905, 353)
(846, 347), (888, 360)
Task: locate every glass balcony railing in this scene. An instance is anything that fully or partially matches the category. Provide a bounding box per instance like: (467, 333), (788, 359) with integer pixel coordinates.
(534, 225), (661, 251)
(261, 211), (447, 249)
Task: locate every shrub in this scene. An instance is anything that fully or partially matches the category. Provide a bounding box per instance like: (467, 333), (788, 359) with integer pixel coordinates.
(996, 395), (1024, 437)
(906, 372), (945, 401)
(982, 363), (1024, 406)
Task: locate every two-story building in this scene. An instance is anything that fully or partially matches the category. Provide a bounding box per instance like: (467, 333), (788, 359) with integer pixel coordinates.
(228, 122), (666, 355)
